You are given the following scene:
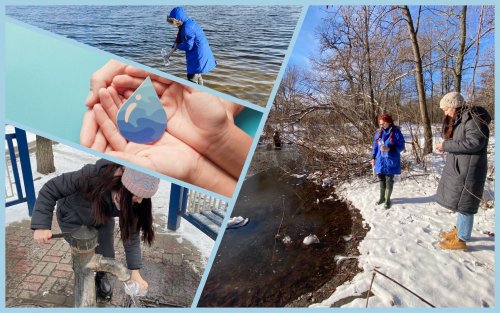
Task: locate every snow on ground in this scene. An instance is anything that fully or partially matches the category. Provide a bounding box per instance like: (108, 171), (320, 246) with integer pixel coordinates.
(5, 134), (214, 263)
(4, 125), (37, 149)
(311, 128), (495, 308)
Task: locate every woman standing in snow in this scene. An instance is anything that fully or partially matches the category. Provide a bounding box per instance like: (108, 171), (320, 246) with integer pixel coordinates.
(436, 92), (491, 251)
(370, 113), (405, 209)
(31, 159), (159, 300)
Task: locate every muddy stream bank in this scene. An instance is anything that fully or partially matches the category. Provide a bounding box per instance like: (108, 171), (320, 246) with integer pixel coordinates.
(199, 145), (368, 307)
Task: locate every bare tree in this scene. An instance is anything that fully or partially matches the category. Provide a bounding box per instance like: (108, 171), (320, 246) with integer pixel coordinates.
(36, 135), (55, 174)
(401, 5), (433, 155)
(267, 5), (494, 180)
(454, 6), (467, 92)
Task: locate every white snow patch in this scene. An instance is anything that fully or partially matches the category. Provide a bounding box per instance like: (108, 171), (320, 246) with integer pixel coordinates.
(310, 126), (495, 308)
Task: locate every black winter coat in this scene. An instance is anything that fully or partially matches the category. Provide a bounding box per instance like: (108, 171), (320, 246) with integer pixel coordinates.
(31, 159), (142, 269)
(436, 106), (491, 214)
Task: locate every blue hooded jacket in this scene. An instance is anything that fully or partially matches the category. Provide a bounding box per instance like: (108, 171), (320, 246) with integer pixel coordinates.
(168, 7), (217, 74)
(371, 126), (405, 175)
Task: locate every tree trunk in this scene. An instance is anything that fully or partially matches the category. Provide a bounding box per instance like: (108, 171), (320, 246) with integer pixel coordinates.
(402, 5), (433, 155)
(454, 6), (467, 92)
(36, 135), (55, 174)
(363, 6), (378, 128)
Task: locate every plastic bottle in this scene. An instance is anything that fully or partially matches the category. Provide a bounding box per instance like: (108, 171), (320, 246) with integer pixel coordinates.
(124, 280), (148, 297)
(161, 48), (171, 66)
(378, 139), (389, 158)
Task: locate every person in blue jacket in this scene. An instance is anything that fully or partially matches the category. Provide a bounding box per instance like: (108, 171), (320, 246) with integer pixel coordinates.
(370, 113), (405, 209)
(167, 7), (217, 85)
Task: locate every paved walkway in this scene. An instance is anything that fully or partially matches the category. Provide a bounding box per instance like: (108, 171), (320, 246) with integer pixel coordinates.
(6, 214), (206, 308)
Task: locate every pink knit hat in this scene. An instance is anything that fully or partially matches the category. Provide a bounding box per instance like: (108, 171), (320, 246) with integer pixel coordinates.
(121, 167), (160, 198)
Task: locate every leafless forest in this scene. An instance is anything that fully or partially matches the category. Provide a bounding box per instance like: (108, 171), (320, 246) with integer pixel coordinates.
(267, 5), (494, 181)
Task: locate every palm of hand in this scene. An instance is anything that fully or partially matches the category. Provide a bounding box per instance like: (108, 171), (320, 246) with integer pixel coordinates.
(158, 82), (230, 154)
(111, 132), (201, 182)
(99, 129), (202, 182)
(91, 91), (202, 182)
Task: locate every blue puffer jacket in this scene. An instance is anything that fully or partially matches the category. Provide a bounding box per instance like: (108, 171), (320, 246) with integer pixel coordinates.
(371, 126), (405, 175)
(169, 7), (217, 74)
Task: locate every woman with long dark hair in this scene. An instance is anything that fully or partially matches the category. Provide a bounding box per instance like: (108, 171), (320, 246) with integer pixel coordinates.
(436, 92), (491, 250)
(31, 159), (159, 300)
(370, 113), (406, 209)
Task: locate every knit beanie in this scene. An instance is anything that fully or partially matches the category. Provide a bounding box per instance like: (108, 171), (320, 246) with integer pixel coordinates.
(121, 167), (160, 198)
(440, 92), (465, 109)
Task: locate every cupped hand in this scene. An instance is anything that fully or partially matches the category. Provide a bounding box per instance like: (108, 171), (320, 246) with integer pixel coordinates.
(85, 59), (128, 107)
(80, 61), (251, 184)
(92, 90), (236, 196)
(112, 66), (252, 178)
(112, 67), (233, 156)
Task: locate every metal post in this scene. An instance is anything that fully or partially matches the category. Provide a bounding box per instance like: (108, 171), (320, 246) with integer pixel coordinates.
(167, 184), (186, 231)
(181, 187), (188, 215)
(15, 128), (36, 215)
(6, 134), (24, 201)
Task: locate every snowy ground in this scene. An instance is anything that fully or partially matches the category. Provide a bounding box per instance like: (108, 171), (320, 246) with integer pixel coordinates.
(4, 132), (214, 263)
(311, 127), (495, 308)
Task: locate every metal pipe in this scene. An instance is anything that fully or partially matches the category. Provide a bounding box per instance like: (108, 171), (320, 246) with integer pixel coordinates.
(72, 248), (97, 307)
(87, 254), (130, 282)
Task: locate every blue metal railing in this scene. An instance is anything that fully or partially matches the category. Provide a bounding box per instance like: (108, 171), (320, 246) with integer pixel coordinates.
(5, 128), (36, 215)
(167, 184), (227, 240)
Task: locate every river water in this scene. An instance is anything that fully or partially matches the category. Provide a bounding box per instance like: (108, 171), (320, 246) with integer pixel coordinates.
(7, 5), (301, 106)
(198, 146), (357, 307)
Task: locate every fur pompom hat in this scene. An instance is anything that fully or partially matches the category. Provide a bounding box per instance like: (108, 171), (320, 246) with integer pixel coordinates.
(440, 92), (465, 109)
(121, 167), (160, 198)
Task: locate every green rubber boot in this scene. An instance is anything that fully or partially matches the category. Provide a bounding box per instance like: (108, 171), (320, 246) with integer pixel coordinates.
(376, 186), (386, 205)
(384, 183), (393, 209)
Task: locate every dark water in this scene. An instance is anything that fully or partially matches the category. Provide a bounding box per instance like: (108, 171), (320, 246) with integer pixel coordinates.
(198, 167), (353, 307)
(247, 143), (304, 177)
(7, 5), (301, 106)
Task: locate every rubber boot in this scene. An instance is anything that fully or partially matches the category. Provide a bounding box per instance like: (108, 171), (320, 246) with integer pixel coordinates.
(376, 186), (386, 205)
(96, 271), (113, 300)
(384, 181), (393, 209)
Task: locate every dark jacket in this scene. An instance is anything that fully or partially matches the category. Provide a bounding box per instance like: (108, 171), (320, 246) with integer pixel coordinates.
(437, 106), (491, 214)
(31, 159), (142, 269)
(168, 7), (217, 74)
(371, 126), (405, 175)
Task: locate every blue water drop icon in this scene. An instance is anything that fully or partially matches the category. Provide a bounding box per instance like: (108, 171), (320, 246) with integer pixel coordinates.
(117, 76), (167, 144)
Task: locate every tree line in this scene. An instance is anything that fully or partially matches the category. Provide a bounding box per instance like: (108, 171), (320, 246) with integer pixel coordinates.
(268, 5), (494, 178)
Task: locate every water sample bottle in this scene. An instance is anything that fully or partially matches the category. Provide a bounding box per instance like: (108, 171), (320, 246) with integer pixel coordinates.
(124, 280), (148, 297)
(161, 48), (171, 66)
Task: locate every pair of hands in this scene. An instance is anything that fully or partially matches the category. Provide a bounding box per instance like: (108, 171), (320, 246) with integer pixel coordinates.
(33, 229), (148, 289)
(80, 60), (250, 197)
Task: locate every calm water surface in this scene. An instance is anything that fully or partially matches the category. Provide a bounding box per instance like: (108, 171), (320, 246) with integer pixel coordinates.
(198, 147), (354, 307)
(7, 5), (302, 106)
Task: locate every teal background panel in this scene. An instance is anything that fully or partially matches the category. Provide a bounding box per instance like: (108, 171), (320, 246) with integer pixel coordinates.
(6, 20), (261, 142)
(6, 20), (107, 142)
(235, 108), (262, 137)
